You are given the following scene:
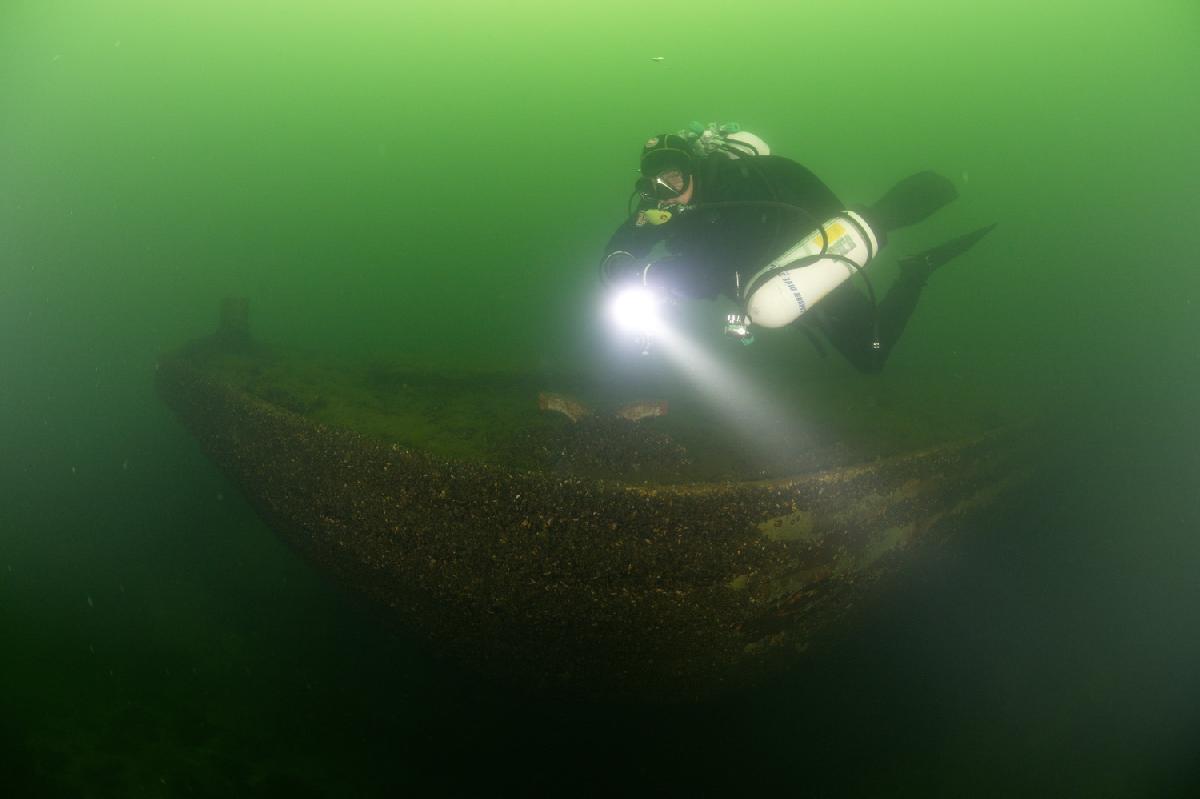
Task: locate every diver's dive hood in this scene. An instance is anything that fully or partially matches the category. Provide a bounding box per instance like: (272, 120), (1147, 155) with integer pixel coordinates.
(637, 134), (694, 201)
(639, 133), (693, 178)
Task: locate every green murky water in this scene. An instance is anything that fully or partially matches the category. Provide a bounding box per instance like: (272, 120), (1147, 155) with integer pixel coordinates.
(3, 1), (1198, 794)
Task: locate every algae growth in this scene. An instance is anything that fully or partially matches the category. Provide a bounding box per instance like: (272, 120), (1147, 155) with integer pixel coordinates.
(180, 337), (1028, 484)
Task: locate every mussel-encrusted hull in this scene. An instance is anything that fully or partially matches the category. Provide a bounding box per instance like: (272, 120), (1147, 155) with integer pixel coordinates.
(158, 352), (1028, 700)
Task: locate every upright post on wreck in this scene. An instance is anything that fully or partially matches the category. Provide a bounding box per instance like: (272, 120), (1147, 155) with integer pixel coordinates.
(216, 296), (250, 349)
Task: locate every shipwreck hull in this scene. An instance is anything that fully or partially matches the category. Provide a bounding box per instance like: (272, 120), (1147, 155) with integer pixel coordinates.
(158, 342), (1030, 700)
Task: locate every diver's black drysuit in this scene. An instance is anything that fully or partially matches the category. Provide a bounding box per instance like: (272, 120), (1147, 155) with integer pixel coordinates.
(603, 155), (958, 372)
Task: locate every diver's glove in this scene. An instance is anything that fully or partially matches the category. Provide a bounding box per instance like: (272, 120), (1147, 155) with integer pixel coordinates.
(601, 251), (716, 300)
(640, 255), (688, 294)
(600, 251), (679, 289)
(599, 251), (643, 286)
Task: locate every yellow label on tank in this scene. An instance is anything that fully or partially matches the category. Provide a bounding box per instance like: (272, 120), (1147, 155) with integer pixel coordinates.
(824, 221), (844, 243)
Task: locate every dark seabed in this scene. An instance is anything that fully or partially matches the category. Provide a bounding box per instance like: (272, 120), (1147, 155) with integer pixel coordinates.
(3, 0), (1199, 796)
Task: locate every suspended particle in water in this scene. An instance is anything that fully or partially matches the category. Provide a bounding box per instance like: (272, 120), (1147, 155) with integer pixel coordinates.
(87, 595), (94, 608)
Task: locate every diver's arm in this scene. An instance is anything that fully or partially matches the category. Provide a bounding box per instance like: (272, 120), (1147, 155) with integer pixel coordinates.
(600, 247), (723, 300)
(603, 212), (663, 260)
(641, 255), (722, 300)
(599, 212), (671, 285)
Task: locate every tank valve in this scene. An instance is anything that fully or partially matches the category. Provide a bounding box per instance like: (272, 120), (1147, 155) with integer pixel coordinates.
(724, 314), (755, 345)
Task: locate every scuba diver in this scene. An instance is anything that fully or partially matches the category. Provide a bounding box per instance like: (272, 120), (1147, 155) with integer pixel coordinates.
(600, 124), (995, 372)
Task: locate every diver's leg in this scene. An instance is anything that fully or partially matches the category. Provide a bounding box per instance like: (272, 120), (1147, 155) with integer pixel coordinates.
(811, 284), (888, 373)
(813, 275), (930, 373)
(814, 224), (998, 373)
(874, 272), (926, 363)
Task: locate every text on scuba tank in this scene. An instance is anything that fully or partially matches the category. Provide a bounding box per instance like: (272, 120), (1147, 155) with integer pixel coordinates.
(781, 273), (807, 312)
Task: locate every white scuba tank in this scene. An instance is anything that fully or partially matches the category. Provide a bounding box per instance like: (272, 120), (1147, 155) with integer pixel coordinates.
(685, 123), (770, 160)
(743, 210), (881, 328)
(723, 130), (770, 158)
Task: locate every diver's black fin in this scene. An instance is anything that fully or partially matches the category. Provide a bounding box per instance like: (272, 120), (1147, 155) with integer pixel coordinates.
(869, 171), (959, 232)
(899, 223), (997, 281)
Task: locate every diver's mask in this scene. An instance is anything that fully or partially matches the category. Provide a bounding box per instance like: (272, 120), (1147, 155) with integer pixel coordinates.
(635, 170), (691, 202)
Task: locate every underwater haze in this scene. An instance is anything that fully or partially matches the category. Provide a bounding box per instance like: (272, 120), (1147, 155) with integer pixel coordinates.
(3, 0), (1199, 795)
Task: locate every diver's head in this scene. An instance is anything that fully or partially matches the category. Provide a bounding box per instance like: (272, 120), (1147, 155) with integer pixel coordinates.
(637, 134), (695, 205)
